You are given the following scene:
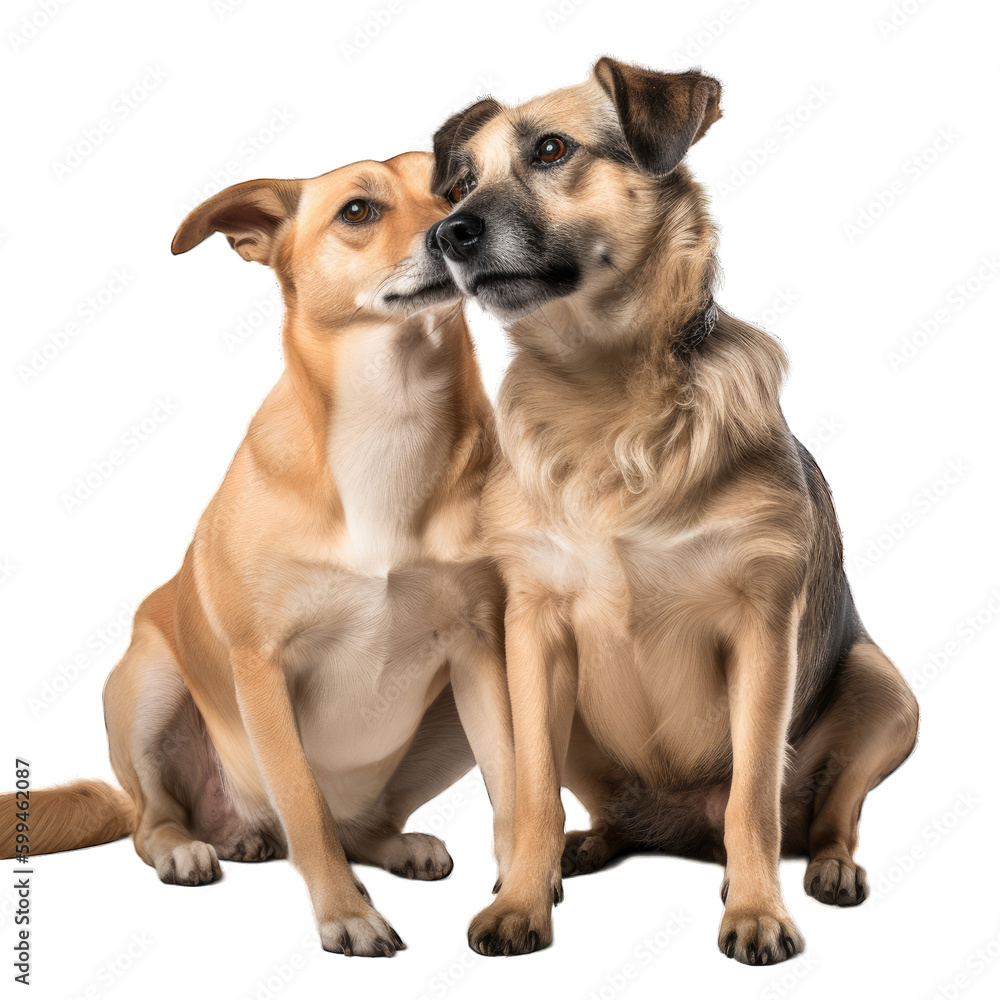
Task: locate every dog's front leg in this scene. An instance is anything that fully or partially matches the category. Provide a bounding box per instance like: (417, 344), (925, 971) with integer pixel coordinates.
(467, 597), (576, 956)
(719, 610), (804, 965)
(450, 642), (516, 887)
(231, 648), (404, 957)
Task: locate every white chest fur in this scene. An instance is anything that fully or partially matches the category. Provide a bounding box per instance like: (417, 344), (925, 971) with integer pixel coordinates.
(275, 315), (492, 816)
(326, 316), (454, 575)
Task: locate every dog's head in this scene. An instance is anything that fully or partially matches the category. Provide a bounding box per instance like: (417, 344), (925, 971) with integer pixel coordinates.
(172, 151), (457, 324)
(428, 58), (722, 327)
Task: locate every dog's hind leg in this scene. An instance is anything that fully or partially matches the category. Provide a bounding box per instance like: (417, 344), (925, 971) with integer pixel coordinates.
(561, 714), (632, 877)
(561, 825), (628, 877)
(784, 640), (918, 906)
(339, 685), (474, 881)
(104, 588), (222, 886)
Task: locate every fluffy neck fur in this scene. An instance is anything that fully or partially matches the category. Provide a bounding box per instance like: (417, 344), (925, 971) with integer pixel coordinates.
(497, 167), (789, 514)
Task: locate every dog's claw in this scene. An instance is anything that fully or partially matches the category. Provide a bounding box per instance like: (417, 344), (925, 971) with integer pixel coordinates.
(718, 910), (804, 965)
(804, 858), (869, 907)
(320, 909), (404, 958)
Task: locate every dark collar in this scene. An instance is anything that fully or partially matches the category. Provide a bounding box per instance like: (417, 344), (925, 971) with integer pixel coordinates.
(675, 299), (718, 354)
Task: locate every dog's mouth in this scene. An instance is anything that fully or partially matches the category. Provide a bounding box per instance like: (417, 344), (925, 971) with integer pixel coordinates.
(383, 277), (458, 307)
(464, 263), (581, 320)
(379, 273), (462, 316)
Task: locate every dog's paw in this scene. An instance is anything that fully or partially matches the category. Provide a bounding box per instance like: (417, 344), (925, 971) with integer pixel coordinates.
(561, 830), (613, 878)
(805, 857), (868, 906)
(156, 840), (222, 886)
(320, 908), (405, 958)
(377, 832), (454, 881)
(217, 830), (278, 863)
(468, 897), (553, 956)
(718, 908), (803, 966)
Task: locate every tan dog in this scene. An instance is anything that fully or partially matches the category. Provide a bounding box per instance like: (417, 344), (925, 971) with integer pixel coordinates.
(428, 59), (919, 964)
(1, 152), (513, 957)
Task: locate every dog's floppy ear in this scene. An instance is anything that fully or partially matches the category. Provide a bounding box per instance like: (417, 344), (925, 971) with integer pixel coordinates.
(431, 97), (503, 196)
(593, 57), (722, 177)
(171, 178), (302, 263)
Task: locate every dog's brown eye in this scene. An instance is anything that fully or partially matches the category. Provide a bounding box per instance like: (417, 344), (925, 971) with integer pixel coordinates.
(447, 177), (475, 204)
(342, 199), (372, 223)
(537, 136), (566, 163)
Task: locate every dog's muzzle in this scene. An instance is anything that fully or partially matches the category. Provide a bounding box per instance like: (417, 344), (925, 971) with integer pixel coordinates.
(431, 212), (485, 263)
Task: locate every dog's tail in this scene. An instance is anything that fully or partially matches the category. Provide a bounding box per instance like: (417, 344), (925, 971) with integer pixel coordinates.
(1, 779), (134, 859)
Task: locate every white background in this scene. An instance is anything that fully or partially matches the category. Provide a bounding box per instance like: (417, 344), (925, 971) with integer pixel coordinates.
(2, 1), (998, 998)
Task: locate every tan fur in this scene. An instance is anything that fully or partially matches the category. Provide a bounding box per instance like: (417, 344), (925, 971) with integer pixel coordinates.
(1, 779), (133, 857)
(436, 60), (918, 964)
(1, 152), (514, 958)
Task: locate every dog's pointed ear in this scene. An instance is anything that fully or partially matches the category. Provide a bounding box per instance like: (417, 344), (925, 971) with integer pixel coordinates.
(593, 57), (722, 177)
(171, 178), (302, 263)
(431, 97), (503, 196)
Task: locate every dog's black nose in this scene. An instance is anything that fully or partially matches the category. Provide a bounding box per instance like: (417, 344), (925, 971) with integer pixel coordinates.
(435, 212), (485, 262)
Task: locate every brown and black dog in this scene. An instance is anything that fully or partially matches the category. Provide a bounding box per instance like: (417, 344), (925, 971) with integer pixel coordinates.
(428, 58), (919, 964)
(2, 153), (514, 957)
